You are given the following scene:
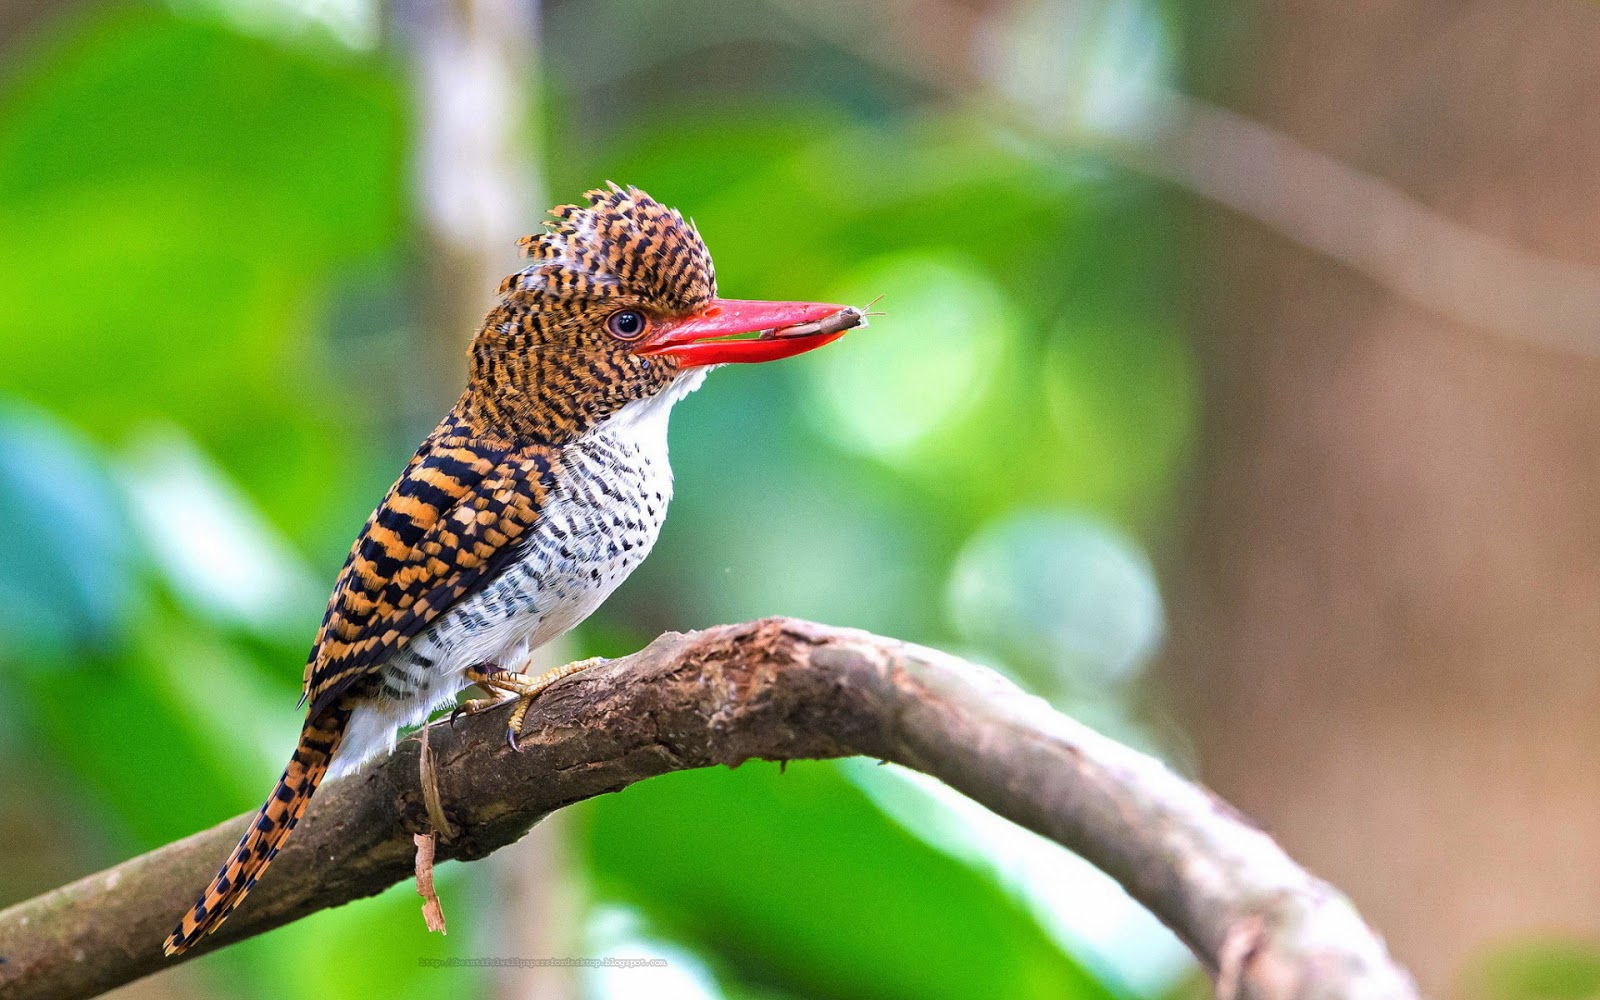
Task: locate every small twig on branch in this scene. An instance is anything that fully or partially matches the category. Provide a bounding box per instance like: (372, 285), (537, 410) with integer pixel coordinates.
(416, 723), (457, 842)
(0, 618), (1419, 1000)
(412, 833), (447, 936)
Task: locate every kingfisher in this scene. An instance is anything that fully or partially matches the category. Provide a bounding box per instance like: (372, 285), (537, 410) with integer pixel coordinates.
(163, 184), (861, 955)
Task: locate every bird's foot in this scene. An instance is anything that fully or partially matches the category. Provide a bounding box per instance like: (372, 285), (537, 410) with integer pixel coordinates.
(461, 657), (606, 750)
(447, 696), (501, 728)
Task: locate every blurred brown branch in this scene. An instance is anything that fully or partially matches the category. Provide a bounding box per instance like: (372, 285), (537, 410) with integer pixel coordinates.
(1100, 93), (1600, 357)
(760, 0), (1600, 356)
(0, 618), (1415, 1000)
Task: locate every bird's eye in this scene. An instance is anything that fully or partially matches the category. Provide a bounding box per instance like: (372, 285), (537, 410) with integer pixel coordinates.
(606, 309), (648, 341)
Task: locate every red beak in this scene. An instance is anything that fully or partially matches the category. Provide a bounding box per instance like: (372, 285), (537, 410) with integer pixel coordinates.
(637, 298), (863, 367)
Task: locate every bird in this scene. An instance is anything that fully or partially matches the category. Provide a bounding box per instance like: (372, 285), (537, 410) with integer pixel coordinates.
(163, 184), (862, 956)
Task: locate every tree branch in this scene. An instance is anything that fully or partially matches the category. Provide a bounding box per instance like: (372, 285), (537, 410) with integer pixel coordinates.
(0, 618), (1419, 1000)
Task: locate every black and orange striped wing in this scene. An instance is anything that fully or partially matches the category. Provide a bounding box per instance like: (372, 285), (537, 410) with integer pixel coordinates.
(301, 416), (558, 716)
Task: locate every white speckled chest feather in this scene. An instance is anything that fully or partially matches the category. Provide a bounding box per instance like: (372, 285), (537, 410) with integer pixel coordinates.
(331, 369), (706, 775)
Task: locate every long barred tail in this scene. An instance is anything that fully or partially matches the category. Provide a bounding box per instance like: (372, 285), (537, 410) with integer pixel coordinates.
(163, 704), (351, 956)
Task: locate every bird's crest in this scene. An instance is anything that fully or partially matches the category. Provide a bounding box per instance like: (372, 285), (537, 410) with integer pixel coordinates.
(509, 183), (716, 313)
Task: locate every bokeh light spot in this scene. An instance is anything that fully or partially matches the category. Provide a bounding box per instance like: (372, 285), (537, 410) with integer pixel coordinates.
(947, 510), (1163, 695)
(803, 254), (1011, 463)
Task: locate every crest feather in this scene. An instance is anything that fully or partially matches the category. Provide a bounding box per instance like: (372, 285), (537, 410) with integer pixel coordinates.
(508, 184), (715, 311)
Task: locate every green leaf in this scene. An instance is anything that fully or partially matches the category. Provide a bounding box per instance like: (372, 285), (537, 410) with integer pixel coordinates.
(1469, 939), (1600, 1000)
(586, 760), (1120, 1000)
(0, 401), (139, 662)
(0, 8), (406, 541)
(0, 7), (402, 248)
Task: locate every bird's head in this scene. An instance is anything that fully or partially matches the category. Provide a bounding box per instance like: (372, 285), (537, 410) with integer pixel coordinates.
(466, 184), (859, 440)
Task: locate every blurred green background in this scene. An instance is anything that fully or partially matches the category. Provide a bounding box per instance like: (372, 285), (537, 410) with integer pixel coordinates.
(4, 0), (1600, 998)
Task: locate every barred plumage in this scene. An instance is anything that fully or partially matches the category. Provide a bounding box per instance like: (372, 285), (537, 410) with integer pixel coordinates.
(163, 185), (861, 956)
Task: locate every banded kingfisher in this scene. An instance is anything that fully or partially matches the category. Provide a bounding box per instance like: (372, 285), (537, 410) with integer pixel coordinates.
(164, 184), (862, 955)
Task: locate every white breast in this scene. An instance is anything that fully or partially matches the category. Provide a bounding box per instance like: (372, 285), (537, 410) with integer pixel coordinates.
(330, 369), (706, 776)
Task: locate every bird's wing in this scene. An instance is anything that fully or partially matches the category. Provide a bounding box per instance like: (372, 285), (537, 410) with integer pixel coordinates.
(301, 422), (558, 716)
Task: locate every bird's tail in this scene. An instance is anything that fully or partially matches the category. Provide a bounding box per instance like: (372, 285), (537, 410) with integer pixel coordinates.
(163, 703), (351, 956)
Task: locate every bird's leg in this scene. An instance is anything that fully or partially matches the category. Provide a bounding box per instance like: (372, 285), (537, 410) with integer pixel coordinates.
(503, 658), (604, 743)
(448, 664), (517, 727)
(458, 659), (606, 750)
